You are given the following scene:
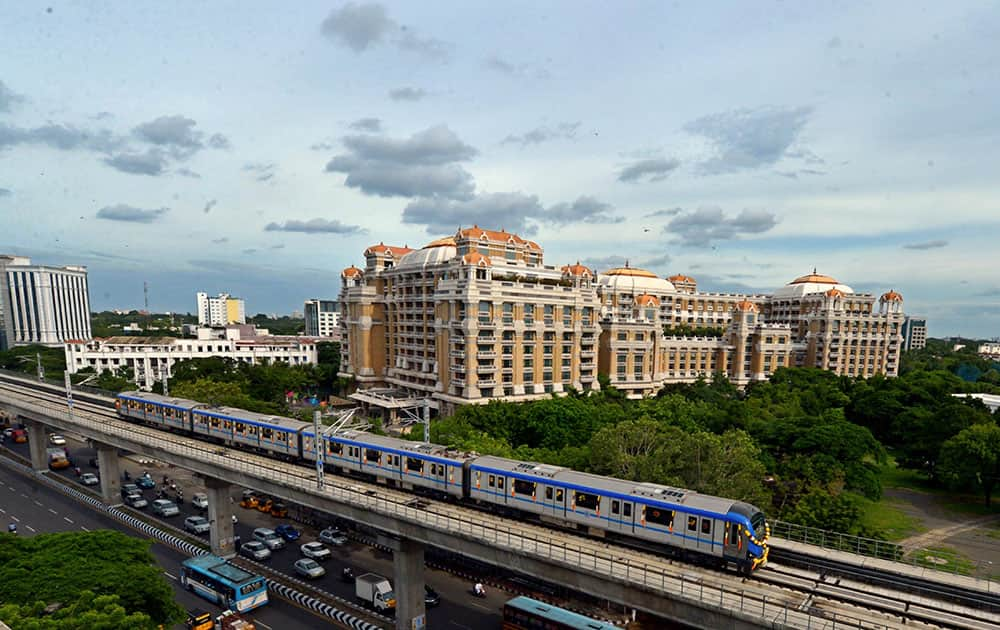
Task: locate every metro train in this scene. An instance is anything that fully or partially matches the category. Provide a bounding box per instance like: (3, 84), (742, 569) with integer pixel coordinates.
(117, 391), (770, 574)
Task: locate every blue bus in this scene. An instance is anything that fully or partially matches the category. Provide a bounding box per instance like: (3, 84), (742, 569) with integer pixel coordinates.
(503, 596), (619, 630)
(180, 555), (268, 613)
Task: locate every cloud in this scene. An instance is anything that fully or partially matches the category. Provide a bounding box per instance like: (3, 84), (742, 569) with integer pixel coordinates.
(581, 255), (626, 270)
(320, 2), (449, 60)
(103, 149), (168, 176)
(684, 106), (813, 174)
(644, 208), (682, 218)
(0, 122), (121, 153)
(0, 80), (24, 112)
(242, 248), (258, 255)
(827, 36), (842, 49)
(211, 237), (229, 244)
(903, 239), (948, 250)
(203, 199), (217, 214)
(176, 167), (201, 178)
(270, 244), (285, 250)
(974, 288), (1000, 297)
(325, 125), (477, 198)
(96, 204), (168, 223)
(349, 117), (382, 132)
(264, 218), (366, 235)
(388, 87), (427, 102)
(133, 115), (203, 151)
(663, 206), (779, 247)
(0, 187), (10, 197)
(484, 55), (549, 79)
(502, 122), (580, 147)
(618, 157), (681, 183)
(208, 133), (231, 149)
(402, 192), (620, 234)
(243, 162), (276, 182)
(642, 253), (672, 268)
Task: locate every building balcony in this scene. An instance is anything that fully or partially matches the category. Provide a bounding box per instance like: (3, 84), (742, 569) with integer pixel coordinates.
(477, 363), (497, 373)
(478, 379), (497, 387)
(580, 373), (596, 382)
(476, 351), (497, 359)
(450, 350), (466, 358)
(580, 349), (595, 358)
(451, 364), (466, 373)
(478, 319), (497, 328)
(476, 336), (497, 344)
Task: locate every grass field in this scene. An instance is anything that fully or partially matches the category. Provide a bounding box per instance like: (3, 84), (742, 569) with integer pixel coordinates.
(909, 546), (976, 575)
(857, 495), (925, 541)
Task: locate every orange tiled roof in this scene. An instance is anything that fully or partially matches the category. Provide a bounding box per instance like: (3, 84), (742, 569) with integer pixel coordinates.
(668, 274), (696, 284)
(881, 290), (903, 302)
(365, 242), (414, 257)
(341, 265), (362, 278)
(424, 236), (456, 248)
(825, 288), (845, 297)
(461, 251), (492, 266)
(525, 240), (542, 251)
(456, 225), (526, 244)
(734, 299), (759, 312)
(604, 266), (658, 278)
(635, 294), (661, 307)
(789, 272), (840, 285)
(561, 261), (592, 277)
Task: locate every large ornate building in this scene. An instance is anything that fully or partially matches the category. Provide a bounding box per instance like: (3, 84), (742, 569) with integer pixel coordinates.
(339, 228), (905, 413)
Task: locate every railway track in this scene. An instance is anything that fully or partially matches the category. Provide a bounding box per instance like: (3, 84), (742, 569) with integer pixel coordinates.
(1, 372), (995, 629)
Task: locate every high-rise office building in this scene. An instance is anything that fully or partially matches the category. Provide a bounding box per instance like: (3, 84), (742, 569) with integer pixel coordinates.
(0, 255), (92, 350)
(902, 316), (928, 351)
(304, 299), (340, 338)
(196, 292), (246, 326)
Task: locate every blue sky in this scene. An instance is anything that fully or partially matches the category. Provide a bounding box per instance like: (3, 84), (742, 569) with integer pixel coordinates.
(1, 1), (998, 336)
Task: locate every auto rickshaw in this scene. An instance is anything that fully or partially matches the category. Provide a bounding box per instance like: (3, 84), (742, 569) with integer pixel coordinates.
(239, 490), (259, 509)
(269, 502), (288, 518)
(256, 497), (274, 513)
(185, 609), (213, 630)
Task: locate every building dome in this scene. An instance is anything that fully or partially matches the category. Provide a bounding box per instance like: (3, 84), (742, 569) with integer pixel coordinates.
(598, 265), (676, 295)
(341, 265), (362, 278)
(880, 290), (903, 302)
(424, 236), (456, 248)
(561, 262), (593, 277)
(635, 294), (661, 307)
(774, 269), (853, 298)
(396, 238), (458, 269)
(734, 299), (759, 313)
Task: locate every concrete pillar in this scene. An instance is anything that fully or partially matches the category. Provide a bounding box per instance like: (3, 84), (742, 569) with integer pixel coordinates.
(205, 477), (236, 558)
(96, 443), (121, 505)
(379, 535), (426, 630)
(27, 421), (48, 472)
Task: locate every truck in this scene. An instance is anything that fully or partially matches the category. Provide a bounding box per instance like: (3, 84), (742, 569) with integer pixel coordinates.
(355, 573), (396, 612)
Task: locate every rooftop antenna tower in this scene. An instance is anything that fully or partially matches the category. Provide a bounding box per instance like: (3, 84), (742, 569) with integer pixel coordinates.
(143, 281), (149, 312)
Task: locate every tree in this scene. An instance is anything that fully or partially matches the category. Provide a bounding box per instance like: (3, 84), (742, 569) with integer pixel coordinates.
(172, 378), (280, 414)
(939, 423), (1000, 506)
(0, 531), (184, 626)
(0, 590), (155, 630)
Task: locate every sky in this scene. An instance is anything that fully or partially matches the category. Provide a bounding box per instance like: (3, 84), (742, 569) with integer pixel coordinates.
(1, 1), (998, 337)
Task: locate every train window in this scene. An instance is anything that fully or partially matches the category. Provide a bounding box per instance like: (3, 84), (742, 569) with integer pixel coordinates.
(687, 516), (697, 532)
(513, 479), (535, 495)
(545, 487), (553, 500)
(646, 507), (674, 527)
(701, 519), (712, 535)
(575, 492), (598, 510)
(235, 422), (245, 434)
(612, 500), (620, 515)
(497, 477), (505, 490)
(406, 457), (423, 472)
(488, 475), (495, 487)
(392, 456), (399, 466)
(262, 428), (273, 439)
(329, 442), (343, 455)
(223, 421), (232, 430)
(729, 523), (739, 545)
(555, 489), (564, 502)
(365, 449), (380, 463)
(624, 503), (632, 518)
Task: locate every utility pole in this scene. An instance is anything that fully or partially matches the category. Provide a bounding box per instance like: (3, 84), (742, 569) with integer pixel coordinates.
(36, 352), (44, 380)
(64, 370), (74, 424)
(423, 399), (431, 443)
(313, 410), (324, 489)
(162, 367), (169, 397)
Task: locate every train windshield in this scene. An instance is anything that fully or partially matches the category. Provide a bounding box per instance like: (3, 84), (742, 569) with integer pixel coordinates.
(751, 512), (766, 534)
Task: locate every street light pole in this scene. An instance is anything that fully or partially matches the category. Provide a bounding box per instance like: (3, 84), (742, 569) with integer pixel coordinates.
(36, 352), (44, 380)
(313, 410), (324, 489)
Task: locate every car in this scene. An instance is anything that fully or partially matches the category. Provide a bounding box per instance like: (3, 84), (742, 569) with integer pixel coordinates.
(184, 515), (211, 534)
(151, 499), (179, 517)
(293, 558), (326, 580)
(424, 585), (441, 607)
(135, 475), (155, 489)
(300, 542), (332, 560)
(191, 492), (209, 511)
(80, 472), (99, 486)
(240, 541), (272, 561)
(120, 483), (141, 500)
(274, 524), (301, 541)
(49, 434), (66, 446)
(252, 528), (285, 550)
(124, 492), (148, 509)
(3, 427), (15, 438)
(240, 489), (259, 509)
(232, 514), (239, 524)
(319, 527), (348, 546)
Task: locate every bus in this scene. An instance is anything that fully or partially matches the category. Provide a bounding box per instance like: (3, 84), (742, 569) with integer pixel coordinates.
(180, 555), (268, 613)
(503, 596), (620, 630)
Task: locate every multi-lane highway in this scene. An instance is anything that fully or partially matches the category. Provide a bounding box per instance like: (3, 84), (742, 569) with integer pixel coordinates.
(1, 432), (507, 629)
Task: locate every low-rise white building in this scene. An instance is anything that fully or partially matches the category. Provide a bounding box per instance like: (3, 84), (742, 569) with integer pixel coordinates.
(65, 325), (318, 390)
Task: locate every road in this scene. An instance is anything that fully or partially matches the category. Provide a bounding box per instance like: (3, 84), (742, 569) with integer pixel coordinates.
(3, 431), (507, 629)
(0, 450), (325, 630)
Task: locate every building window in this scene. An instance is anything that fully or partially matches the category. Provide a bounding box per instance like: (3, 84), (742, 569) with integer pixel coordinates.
(617, 332), (627, 341)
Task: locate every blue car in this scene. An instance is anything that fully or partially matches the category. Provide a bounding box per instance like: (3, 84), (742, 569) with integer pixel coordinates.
(274, 524), (301, 541)
(135, 475), (155, 489)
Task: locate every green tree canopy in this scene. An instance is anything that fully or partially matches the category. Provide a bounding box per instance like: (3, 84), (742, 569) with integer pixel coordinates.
(0, 590), (154, 630)
(939, 422), (1000, 506)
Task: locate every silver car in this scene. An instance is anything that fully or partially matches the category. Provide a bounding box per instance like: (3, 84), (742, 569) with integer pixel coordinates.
(300, 542), (332, 561)
(252, 527), (285, 550)
(293, 558), (326, 580)
(240, 541), (272, 561)
(80, 473), (99, 486)
(125, 492), (148, 509)
(191, 492), (209, 511)
(184, 515), (210, 534)
(151, 499), (179, 517)
(319, 527), (348, 546)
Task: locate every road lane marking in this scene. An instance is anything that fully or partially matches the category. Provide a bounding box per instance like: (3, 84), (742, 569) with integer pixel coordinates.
(26, 525), (36, 532)
(254, 622), (273, 630)
(80, 526), (90, 532)
(163, 572), (177, 580)
(450, 622), (472, 629)
(0, 508), (5, 514)
(34, 500), (42, 506)
(470, 602), (491, 611)
(63, 517), (73, 524)
(20, 493), (27, 498)
(10, 515), (18, 522)
(48, 508), (57, 515)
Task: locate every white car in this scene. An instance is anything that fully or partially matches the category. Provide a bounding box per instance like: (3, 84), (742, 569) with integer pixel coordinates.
(252, 528), (285, 550)
(80, 472), (99, 486)
(49, 434), (66, 446)
(293, 558), (326, 579)
(300, 542), (332, 561)
(319, 527), (348, 546)
(151, 499), (180, 517)
(191, 493), (209, 510)
(184, 515), (211, 534)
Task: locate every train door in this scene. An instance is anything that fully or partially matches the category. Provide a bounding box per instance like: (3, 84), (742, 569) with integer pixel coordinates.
(541, 485), (566, 517)
(723, 520), (742, 563)
(609, 499), (635, 534)
(697, 516), (715, 553)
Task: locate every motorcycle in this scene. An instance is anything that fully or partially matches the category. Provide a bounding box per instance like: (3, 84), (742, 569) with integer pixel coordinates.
(7, 523), (17, 535)
(470, 584), (487, 598)
(341, 567), (355, 583)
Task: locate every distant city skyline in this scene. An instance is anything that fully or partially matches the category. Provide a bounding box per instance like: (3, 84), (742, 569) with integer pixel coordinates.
(2, 2), (998, 336)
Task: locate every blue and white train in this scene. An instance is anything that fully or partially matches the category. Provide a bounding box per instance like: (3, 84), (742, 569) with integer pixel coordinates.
(117, 391), (769, 574)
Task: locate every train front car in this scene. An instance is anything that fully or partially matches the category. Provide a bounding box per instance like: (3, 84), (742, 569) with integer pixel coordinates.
(726, 502), (770, 574)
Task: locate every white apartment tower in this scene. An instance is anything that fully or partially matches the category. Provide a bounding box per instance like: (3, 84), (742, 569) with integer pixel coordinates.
(0, 255), (92, 350)
(196, 292), (246, 327)
(304, 299), (340, 338)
